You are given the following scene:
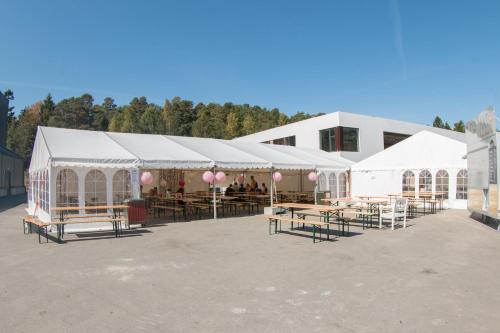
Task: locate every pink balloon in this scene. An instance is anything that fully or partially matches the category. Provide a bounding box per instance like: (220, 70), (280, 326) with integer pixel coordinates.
(273, 172), (282, 182)
(215, 171), (226, 183)
(178, 179), (186, 187)
(202, 171), (214, 183)
(141, 171), (154, 185)
(237, 174), (245, 184)
(308, 171), (317, 182)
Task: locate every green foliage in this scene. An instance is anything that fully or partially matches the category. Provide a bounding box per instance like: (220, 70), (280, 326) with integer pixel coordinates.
(7, 103), (41, 167)
(433, 115), (465, 133)
(453, 120), (465, 133)
(432, 116), (444, 128)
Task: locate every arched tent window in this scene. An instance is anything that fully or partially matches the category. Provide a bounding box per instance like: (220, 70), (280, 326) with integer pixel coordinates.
(40, 170), (49, 212)
(329, 172), (337, 198)
(456, 169), (468, 199)
(402, 170), (415, 195)
(56, 169), (79, 207)
(339, 172), (347, 198)
(435, 170), (449, 199)
(419, 170), (432, 194)
(113, 170), (132, 204)
(85, 170), (107, 207)
(318, 173), (327, 192)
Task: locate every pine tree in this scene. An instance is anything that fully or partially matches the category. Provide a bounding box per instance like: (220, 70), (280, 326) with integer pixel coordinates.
(453, 120), (465, 133)
(432, 116), (444, 128)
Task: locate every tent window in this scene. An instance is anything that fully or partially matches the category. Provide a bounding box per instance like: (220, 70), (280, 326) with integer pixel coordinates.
(56, 169), (79, 207)
(318, 173), (327, 192)
(329, 173), (337, 198)
(32, 172), (41, 210)
(85, 170), (107, 207)
(27, 173), (32, 202)
(402, 170), (415, 195)
(435, 170), (449, 199)
(456, 169), (468, 200)
(339, 172), (347, 198)
(40, 170), (49, 212)
(113, 170), (132, 204)
(419, 170), (432, 193)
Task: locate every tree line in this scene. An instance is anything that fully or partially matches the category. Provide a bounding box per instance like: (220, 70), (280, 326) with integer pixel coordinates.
(3, 90), (467, 167)
(4, 91), (320, 166)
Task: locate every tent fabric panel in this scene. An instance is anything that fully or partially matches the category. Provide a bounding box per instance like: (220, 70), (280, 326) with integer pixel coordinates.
(165, 136), (270, 169)
(106, 132), (213, 169)
(222, 141), (315, 170)
(351, 131), (467, 171)
(39, 127), (139, 165)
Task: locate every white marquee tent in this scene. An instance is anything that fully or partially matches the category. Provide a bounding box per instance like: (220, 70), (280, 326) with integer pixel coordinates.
(350, 130), (468, 209)
(29, 127), (353, 221)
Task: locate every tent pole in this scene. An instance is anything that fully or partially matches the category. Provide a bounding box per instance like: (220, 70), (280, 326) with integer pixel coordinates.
(213, 166), (217, 220)
(270, 168), (274, 208)
(314, 169), (318, 205)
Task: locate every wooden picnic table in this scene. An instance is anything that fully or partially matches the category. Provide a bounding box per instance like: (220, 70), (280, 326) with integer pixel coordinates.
(50, 205), (129, 242)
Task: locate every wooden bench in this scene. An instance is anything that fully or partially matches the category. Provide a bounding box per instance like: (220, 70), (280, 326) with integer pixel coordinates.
(265, 215), (329, 243)
(51, 217), (128, 241)
(151, 204), (185, 220)
(22, 216), (50, 243)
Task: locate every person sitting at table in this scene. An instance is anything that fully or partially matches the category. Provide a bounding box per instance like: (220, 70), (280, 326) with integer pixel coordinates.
(149, 187), (158, 196)
(261, 183), (268, 194)
(238, 183), (245, 192)
(245, 183), (251, 192)
(254, 184), (261, 193)
(250, 176), (258, 190)
(225, 184), (235, 195)
(175, 187), (185, 205)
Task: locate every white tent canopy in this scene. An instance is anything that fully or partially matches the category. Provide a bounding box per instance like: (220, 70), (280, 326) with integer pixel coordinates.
(350, 131), (467, 209)
(30, 126), (353, 172)
(351, 131), (467, 172)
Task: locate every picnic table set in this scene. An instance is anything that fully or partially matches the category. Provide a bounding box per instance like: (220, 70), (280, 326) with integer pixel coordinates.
(265, 192), (445, 243)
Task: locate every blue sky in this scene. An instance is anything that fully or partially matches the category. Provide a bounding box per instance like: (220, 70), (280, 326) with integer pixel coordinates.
(1, 0), (500, 125)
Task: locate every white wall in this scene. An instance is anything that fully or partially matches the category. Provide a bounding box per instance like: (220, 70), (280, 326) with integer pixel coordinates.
(235, 111), (466, 162)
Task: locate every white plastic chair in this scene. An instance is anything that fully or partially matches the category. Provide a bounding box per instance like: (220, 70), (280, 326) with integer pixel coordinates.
(379, 198), (408, 230)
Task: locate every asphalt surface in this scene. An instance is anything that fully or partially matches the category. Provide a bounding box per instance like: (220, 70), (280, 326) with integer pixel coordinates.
(1, 205), (499, 332)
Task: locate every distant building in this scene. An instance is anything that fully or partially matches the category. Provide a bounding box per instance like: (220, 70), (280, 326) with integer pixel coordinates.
(0, 92), (7, 146)
(466, 108), (499, 229)
(0, 91), (25, 198)
(234, 111), (465, 162)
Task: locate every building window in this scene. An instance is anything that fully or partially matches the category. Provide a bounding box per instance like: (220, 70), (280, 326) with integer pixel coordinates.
(402, 170), (415, 194)
(320, 128), (336, 152)
(113, 170), (132, 204)
(435, 170), (449, 199)
(489, 140), (497, 184)
(341, 127), (359, 152)
(383, 132), (411, 149)
(318, 173), (327, 191)
(56, 169), (79, 207)
(319, 127), (359, 152)
(85, 170), (107, 207)
(263, 135), (296, 146)
(456, 169), (468, 200)
(419, 170), (432, 194)
(339, 172), (347, 198)
(329, 173), (337, 198)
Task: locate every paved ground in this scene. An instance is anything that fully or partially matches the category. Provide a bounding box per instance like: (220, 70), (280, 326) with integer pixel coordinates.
(1, 205), (499, 333)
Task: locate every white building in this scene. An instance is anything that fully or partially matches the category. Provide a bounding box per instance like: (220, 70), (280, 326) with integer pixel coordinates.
(235, 111), (465, 162)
